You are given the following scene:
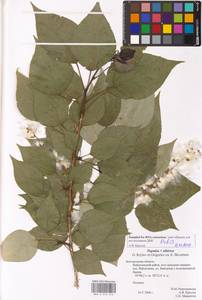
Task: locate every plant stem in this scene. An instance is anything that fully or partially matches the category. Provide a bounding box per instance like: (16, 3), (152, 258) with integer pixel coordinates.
(66, 68), (99, 288)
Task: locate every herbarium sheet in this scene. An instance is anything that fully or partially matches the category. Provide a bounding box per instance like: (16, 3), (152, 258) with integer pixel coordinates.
(1, 0), (202, 299)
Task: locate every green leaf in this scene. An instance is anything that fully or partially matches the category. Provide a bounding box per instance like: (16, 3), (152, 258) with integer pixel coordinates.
(79, 209), (114, 243)
(155, 140), (176, 175)
(92, 234), (125, 263)
(81, 123), (104, 145)
(83, 95), (105, 126)
(16, 71), (36, 120)
(11, 157), (49, 196)
(63, 72), (83, 99)
(70, 3), (116, 70)
(30, 224), (67, 251)
(34, 194), (60, 232)
(73, 249), (104, 275)
(106, 54), (181, 99)
(19, 146), (56, 175)
(111, 217), (129, 235)
(152, 174), (200, 210)
(93, 73), (121, 126)
(31, 3), (77, 63)
(70, 163), (92, 185)
(135, 202), (177, 232)
(72, 230), (90, 249)
(88, 182), (129, 205)
(113, 95), (155, 128)
(48, 174), (68, 219)
(1, 230), (38, 262)
(29, 46), (74, 95)
(34, 92), (68, 126)
(95, 197), (134, 217)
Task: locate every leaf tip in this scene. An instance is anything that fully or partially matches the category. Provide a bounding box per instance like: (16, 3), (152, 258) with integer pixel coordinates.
(30, 2), (43, 12)
(91, 2), (101, 12)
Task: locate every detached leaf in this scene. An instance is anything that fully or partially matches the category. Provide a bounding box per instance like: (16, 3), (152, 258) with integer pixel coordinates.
(11, 158), (48, 196)
(1, 230), (38, 262)
(114, 95), (155, 128)
(79, 209), (113, 243)
(92, 234), (125, 262)
(31, 3), (77, 63)
(29, 46), (74, 95)
(19, 146), (56, 175)
(73, 249), (104, 275)
(70, 3), (116, 70)
(135, 202), (177, 232)
(107, 54), (181, 99)
(153, 174), (200, 210)
(16, 71), (36, 120)
(155, 140), (176, 175)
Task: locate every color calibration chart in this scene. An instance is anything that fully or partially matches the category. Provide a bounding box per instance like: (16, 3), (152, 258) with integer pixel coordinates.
(123, 1), (201, 46)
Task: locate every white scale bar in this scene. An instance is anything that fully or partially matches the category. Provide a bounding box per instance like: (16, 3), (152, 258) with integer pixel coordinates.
(24, 43), (116, 46)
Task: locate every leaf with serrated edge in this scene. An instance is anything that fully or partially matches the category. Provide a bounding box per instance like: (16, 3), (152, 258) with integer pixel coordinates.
(73, 249), (105, 275)
(135, 202), (177, 232)
(1, 230), (38, 262)
(70, 3), (116, 70)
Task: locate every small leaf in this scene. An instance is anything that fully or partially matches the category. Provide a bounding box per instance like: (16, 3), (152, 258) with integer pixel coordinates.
(81, 123), (104, 145)
(73, 249), (104, 275)
(1, 230), (38, 262)
(155, 140), (176, 175)
(92, 234), (125, 262)
(113, 95), (155, 128)
(70, 3), (116, 70)
(107, 54), (181, 99)
(29, 46), (74, 95)
(32, 3), (77, 63)
(19, 145), (56, 175)
(16, 71), (36, 120)
(153, 174), (200, 210)
(11, 157), (48, 196)
(79, 209), (114, 243)
(135, 202), (177, 232)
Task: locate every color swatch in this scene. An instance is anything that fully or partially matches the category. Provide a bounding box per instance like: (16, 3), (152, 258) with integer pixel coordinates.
(123, 1), (201, 46)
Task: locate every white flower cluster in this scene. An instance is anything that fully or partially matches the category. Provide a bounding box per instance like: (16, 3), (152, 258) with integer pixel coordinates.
(134, 140), (202, 208)
(19, 120), (46, 140)
(52, 150), (71, 171)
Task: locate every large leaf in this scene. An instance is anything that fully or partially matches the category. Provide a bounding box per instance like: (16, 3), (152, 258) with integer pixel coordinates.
(1, 230), (38, 262)
(16, 71), (36, 120)
(31, 3), (77, 63)
(155, 140), (176, 175)
(135, 202), (177, 232)
(79, 209), (114, 243)
(19, 146), (56, 175)
(92, 234), (125, 263)
(152, 174), (200, 210)
(29, 46), (74, 95)
(106, 54), (181, 99)
(113, 95), (155, 128)
(70, 3), (116, 70)
(11, 158), (49, 196)
(73, 249), (104, 275)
